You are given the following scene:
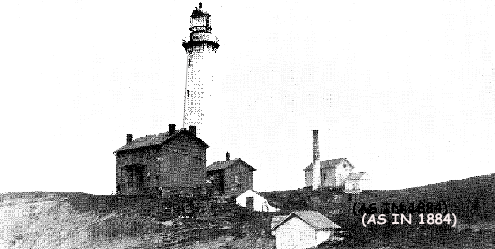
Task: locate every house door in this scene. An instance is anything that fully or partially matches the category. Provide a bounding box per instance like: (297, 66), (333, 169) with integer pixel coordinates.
(246, 197), (254, 210)
(125, 164), (145, 194)
(135, 170), (144, 192)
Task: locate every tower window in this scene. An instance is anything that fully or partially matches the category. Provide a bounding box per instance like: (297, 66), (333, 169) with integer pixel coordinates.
(187, 90), (190, 97)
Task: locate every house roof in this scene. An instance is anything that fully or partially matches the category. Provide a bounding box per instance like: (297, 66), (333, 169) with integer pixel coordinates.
(272, 210), (341, 231)
(206, 158), (256, 172)
(271, 215), (288, 229)
(303, 158), (354, 171)
(114, 129), (208, 154)
(347, 172), (367, 180)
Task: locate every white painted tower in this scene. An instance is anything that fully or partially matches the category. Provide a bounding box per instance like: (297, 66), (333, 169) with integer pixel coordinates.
(182, 2), (219, 136)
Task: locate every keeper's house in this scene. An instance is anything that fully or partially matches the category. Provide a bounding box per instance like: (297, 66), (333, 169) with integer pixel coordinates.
(114, 124), (208, 195)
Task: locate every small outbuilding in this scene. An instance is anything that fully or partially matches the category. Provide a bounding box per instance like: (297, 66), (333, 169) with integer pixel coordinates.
(272, 210), (341, 249)
(235, 190), (280, 212)
(207, 152), (256, 196)
(344, 172), (370, 193)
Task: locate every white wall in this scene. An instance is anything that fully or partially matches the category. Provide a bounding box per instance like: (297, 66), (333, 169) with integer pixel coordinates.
(335, 163), (349, 187)
(321, 167), (336, 187)
(316, 230), (332, 245)
(304, 170), (312, 187)
(274, 217), (316, 249)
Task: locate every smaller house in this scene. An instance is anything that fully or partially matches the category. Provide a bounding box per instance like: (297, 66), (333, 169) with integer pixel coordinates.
(206, 152), (256, 196)
(344, 172), (370, 193)
(236, 190), (280, 212)
(272, 210), (341, 249)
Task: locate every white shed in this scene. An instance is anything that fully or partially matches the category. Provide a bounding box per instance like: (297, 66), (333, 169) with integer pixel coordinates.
(344, 172), (370, 193)
(272, 210), (341, 249)
(236, 190), (280, 212)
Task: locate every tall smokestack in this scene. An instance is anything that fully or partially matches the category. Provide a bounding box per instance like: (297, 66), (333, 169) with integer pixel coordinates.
(312, 130), (321, 190)
(313, 130), (320, 162)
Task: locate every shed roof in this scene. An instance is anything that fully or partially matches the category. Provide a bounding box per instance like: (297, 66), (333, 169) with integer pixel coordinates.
(114, 129), (208, 154)
(347, 172), (367, 180)
(271, 215), (288, 229)
(206, 158), (256, 172)
(272, 210), (341, 231)
(304, 158), (354, 171)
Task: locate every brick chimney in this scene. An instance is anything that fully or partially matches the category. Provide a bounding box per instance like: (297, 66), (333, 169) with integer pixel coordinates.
(189, 125), (196, 136)
(313, 130), (320, 162)
(169, 124), (176, 135)
(226, 151), (230, 161)
(126, 134), (133, 145)
(312, 130), (321, 190)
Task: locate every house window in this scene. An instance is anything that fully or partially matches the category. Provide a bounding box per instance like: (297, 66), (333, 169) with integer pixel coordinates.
(323, 173), (326, 181)
(192, 156), (201, 166)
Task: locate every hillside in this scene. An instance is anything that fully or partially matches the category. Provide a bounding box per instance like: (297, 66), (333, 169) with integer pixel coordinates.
(0, 194), (161, 248)
(0, 193), (275, 249)
(258, 174), (494, 248)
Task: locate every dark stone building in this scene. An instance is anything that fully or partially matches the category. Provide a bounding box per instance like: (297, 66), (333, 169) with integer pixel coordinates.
(114, 124), (208, 195)
(206, 152), (256, 196)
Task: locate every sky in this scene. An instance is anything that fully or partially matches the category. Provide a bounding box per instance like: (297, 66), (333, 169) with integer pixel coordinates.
(0, 1), (494, 194)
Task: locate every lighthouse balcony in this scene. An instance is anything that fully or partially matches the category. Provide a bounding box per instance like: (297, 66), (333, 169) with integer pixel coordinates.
(189, 32), (218, 42)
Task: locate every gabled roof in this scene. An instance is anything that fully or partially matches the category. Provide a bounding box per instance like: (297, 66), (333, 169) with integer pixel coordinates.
(303, 158), (354, 171)
(114, 129), (208, 154)
(347, 172), (367, 180)
(272, 210), (341, 231)
(206, 158), (256, 172)
(271, 215), (288, 229)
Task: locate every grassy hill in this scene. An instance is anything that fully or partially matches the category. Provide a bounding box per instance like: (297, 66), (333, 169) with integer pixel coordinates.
(1, 173), (493, 249)
(0, 192), (274, 249)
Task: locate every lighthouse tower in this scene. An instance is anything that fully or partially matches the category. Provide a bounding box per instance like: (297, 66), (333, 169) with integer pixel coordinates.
(182, 2), (219, 136)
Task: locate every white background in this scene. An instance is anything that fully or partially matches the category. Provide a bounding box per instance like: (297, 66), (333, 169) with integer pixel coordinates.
(0, 0), (494, 194)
